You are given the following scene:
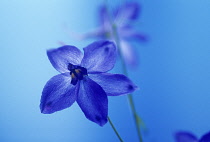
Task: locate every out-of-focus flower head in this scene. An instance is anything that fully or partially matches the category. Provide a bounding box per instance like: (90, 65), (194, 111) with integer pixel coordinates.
(40, 40), (137, 126)
(82, 2), (147, 66)
(175, 131), (210, 142)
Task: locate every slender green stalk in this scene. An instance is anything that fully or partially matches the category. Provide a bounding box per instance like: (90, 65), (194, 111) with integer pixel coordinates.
(128, 94), (143, 142)
(104, 1), (143, 142)
(112, 24), (143, 142)
(108, 117), (124, 142)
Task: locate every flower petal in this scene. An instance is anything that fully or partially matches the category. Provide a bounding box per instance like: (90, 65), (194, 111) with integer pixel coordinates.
(81, 40), (116, 73)
(114, 2), (140, 26)
(47, 45), (83, 73)
(77, 77), (108, 126)
(120, 40), (137, 66)
(175, 131), (198, 142)
(40, 73), (77, 114)
(121, 28), (148, 42)
(81, 27), (107, 39)
(98, 4), (110, 25)
(199, 131), (210, 142)
(89, 73), (137, 96)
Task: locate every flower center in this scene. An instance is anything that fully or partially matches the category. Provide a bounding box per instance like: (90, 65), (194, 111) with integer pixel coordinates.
(68, 63), (87, 85)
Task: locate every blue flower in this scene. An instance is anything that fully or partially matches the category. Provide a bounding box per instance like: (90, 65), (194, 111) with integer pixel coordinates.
(175, 131), (210, 142)
(82, 2), (147, 66)
(40, 40), (137, 126)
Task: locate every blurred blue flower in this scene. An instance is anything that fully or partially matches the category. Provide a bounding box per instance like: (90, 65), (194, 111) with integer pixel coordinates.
(82, 2), (147, 66)
(175, 131), (210, 142)
(40, 40), (137, 126)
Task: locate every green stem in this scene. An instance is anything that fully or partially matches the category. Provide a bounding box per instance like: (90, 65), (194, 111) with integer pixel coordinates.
(128, 94), (143, 142)
(108, 117), (124, 142)
(112, 24), (143, 142)
(104, 1), (143, 142)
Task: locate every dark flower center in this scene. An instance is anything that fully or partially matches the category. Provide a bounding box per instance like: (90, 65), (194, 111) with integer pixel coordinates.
(68, 63), (88, 85)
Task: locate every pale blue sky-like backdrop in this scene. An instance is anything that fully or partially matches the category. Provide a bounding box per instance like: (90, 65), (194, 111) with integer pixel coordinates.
(0, 0), (210, 142)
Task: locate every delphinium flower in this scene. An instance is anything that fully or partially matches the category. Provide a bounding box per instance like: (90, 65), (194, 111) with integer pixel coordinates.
(175, 131), (210, 142)
(40, 40), (137, 126)
(81, 2), (147, 66)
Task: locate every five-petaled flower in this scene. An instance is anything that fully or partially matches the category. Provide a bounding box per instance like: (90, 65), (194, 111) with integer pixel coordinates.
(82, 2), (147, 66)
(175, 131), (210, 142)
(40, 40), (137, 126)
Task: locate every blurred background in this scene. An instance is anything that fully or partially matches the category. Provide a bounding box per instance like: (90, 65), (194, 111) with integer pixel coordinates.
(0, 0), (210, 142)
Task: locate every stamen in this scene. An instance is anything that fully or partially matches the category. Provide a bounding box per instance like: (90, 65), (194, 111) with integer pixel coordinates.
(75, 69), (81, 74)
(68, 63), (88, 85)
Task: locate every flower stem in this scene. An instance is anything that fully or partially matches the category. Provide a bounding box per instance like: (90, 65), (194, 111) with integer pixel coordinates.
(104, 1), (143, 142)
(128, 94), (143, 142)
(108, 116), (124, 142)
(112, 24), (143, 142)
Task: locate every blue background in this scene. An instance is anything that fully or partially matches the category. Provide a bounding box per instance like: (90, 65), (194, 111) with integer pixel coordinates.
(0, 0), (209, 142)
